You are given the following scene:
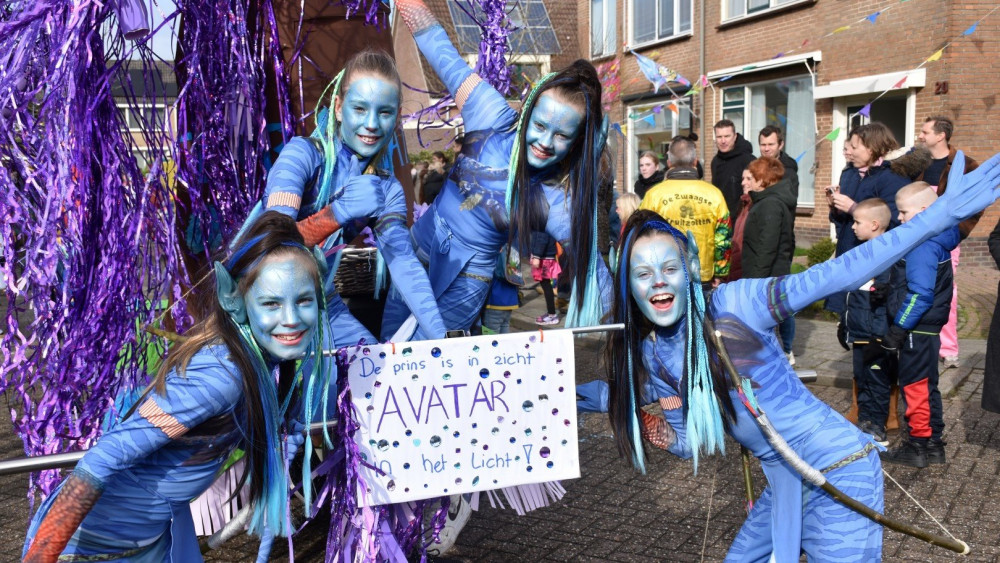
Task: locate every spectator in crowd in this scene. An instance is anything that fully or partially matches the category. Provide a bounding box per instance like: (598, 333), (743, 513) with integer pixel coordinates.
(825, 122), (910, 318)
(918, 116), (980, 369)
(421, 151), (448, 204)
(758, 125), (799, 200)
(842, 198), (893, 445)
(880, 182), (959, 468)
(413, 160), (429, 203)
(728, 168), (756, 282)
(531, 231), (562, 326)
(615, 192), (641, 238)
(983, 214), (1000, 413)
(739, 156), (797, 364)
(483, 248), (521, 335)
(687, 132), (705, 179)
(633, 151), (664, 199)
(710, 119), (755, 216)
(640, 135), (731, 288)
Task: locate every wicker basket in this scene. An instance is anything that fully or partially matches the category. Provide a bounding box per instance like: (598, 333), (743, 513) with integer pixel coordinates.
(333, 247), (379, 297)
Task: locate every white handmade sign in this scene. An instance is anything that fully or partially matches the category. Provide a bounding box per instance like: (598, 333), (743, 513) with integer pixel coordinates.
(346, 329), (579, 505)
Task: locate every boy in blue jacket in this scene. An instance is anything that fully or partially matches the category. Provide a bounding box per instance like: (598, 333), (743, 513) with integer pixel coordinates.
(881, 182), (959, 468)
(844, 198), (893, 445)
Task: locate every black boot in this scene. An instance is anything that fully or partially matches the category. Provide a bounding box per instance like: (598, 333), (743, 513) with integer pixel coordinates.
(926, 439), (946, 465)
(880, 438), (928, 468)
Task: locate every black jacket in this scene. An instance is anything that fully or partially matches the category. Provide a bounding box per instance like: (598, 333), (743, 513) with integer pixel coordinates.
(778, 151), (799, 202)
(530, 231), (558, 259)
(711, 134), (755, 216)
(422, 168), (447, 204)
(844, 269), (891, 343)
(741, 177), (796, 279)
(633, 169), (664, 200)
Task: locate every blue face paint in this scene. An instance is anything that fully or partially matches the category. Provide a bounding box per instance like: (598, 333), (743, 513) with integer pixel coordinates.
(246, 256), (320, 361)
(336, 76), (400, 159)
(629, 234), (689, 328)
(524, 92), (583, 170)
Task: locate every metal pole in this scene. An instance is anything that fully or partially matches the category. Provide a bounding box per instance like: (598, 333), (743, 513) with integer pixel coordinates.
(0, 421), (338, 476)
(3, 326), (632, 475)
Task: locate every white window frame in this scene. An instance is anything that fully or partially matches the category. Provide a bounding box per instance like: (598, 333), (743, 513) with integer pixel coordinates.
(117, 102), (169, 132)
(628, 0), (693, 49)
(718, 75), (817, 206)
(590, 0), (617, 59)
(625, 96), (693, 189)
(722, 0), (810, 24)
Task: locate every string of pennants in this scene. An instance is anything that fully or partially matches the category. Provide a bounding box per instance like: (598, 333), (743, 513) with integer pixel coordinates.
(597, 0), (998, 163)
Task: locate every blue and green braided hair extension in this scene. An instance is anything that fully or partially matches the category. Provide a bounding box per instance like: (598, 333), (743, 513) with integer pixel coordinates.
(613, 218), (728, 473)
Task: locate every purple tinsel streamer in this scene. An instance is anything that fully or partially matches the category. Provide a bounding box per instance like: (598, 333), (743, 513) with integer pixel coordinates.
(0, 1), (293, 502)
(462, 0), (514, 96)
(339, 0), (388, 29)
(401, 0), (513, 146)
(321, 347), (448, 561)
(0, 2), (183, 498)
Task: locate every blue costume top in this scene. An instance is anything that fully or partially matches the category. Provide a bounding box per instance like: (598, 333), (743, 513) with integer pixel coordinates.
(633, 199), (974, 560)
(379, 23), (609, 341)
(24, 346), (245, 562)
(263, 137), (445, 344)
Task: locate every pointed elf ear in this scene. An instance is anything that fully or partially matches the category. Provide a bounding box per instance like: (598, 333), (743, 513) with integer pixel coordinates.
(214, 261), (247, 324)
(312, 246), (330, 281)
(596, 114), (610, 155)
(685, 230), (703, 286)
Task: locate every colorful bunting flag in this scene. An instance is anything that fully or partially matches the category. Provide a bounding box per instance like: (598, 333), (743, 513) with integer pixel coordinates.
(824, 127), (841, 141)
(859, 104), (872, 117)
(892, 76), (907, 89)
(926, 49), (944, 63)
(632, 50), (691, 94)
(643, 115), (656, 126)
(866, 12), (880, 24)
(832, 26), (850, 33)
(795, 150), (808, 163)
(667, 103), (678, 114)
(963, 22), (978, 35)
(700, 75), (709, 87)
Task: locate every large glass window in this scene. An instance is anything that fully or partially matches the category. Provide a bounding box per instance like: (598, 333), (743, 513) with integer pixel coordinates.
(724, 0), (800, 21)
(591, 0), (617, 58)
(721, 76), (816, 205)
(626, 98), (693, 188)
(632, 0), (692, 46)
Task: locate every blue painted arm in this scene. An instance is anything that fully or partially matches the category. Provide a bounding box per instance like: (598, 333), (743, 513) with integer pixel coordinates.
(76, 349), (242, 484)
(374, 180), (446, 339)
(263, 137), (322, 218)
(766, 150), (1000, 329)
(410, 25), (517, 132)
(641, 349), (691, 459)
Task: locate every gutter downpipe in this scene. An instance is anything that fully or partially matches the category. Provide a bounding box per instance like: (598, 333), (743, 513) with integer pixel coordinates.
(699, 0), (706, 165)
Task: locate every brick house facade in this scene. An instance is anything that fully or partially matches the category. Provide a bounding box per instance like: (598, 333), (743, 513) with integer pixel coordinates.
(581, 0), (1000, 264)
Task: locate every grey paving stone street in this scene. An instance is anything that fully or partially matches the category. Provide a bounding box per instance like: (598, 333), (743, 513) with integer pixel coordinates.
(2, 266), (1000, 561)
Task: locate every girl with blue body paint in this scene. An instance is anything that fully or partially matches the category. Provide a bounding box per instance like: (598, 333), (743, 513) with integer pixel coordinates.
(23, 213), (323, 563)
(603, 149), (1000, 561)
(259, 49), (445, 346)
(383, 0), (612, 342)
